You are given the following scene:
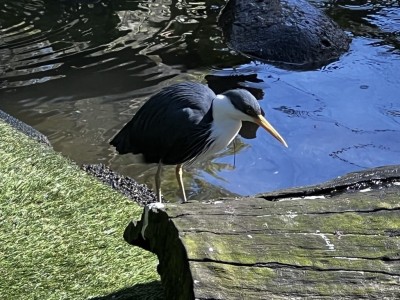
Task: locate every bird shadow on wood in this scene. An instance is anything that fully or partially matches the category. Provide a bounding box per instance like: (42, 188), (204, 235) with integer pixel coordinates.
(89, 280), (165, 300)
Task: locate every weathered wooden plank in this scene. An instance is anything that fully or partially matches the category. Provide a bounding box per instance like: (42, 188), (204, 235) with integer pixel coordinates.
(166, 184), (400, 218)
(168, 211), (400, 239)
(124, 167), (400, 299)
(181, 230), (399, 273)
(173, 210), (399, 235)
(190, 262), (400, 299)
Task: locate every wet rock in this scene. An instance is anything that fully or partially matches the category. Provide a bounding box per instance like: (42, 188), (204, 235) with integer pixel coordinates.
(82, 164), (157, 205)
(218, 0), (351, 70)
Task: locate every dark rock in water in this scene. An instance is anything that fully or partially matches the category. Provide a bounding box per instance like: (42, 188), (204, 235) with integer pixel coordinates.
(82, 164), (158, 205)
(218, 0), (351, 70)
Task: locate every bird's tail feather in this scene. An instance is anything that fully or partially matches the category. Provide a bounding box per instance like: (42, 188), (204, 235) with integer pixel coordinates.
(110, 126), (132, 154)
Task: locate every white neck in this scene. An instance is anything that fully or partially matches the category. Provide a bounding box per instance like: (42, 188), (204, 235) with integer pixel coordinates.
(185, 95), (251, 165)
(207, 95), (243, 154)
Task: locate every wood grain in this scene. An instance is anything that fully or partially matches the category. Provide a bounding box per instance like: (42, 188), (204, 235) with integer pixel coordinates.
(124, 167), (400, 299)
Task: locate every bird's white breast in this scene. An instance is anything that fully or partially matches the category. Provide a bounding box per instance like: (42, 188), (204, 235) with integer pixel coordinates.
(187, 94), (243, 165)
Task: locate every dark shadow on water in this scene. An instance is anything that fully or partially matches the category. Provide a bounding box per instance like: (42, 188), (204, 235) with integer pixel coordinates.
(90, 280), (165, 300)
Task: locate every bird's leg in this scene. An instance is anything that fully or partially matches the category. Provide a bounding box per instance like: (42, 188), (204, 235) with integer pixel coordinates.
(155, 161), (163, 203)
(175, 164), (187, 203)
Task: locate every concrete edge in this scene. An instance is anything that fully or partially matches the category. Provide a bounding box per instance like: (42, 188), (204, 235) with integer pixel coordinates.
(0, 109), (51, 146)
(0, 109), (156, 206)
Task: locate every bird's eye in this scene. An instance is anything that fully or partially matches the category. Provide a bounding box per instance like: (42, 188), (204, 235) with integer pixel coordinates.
(246, 106), (253, 114)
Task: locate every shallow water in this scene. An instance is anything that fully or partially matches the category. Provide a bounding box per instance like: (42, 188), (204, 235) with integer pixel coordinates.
(1, 0), (399, 201)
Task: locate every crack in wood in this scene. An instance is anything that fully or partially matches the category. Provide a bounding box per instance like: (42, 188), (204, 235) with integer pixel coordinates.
(332, 255), (400, 262)
(181, 229), (395, 237)
(385, 229), (400, 237)
(171, 206), (400, 219)
(189, 258), (400, 277)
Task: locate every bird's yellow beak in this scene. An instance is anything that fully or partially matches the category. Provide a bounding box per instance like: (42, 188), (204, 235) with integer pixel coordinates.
(254, 115), (288, 148)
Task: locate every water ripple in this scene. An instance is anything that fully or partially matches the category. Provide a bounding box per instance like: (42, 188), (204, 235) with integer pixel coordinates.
(1, 0), (400, 198)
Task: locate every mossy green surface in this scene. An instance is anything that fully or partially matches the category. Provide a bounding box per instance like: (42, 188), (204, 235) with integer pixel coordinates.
(169, 184), (400, 298)
(0, 121), (162, 299)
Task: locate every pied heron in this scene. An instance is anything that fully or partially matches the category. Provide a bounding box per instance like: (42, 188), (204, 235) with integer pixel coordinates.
(110, 81), (287, 202)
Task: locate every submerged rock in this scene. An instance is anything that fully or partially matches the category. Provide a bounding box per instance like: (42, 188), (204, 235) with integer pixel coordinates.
(218, 0), (351, 70)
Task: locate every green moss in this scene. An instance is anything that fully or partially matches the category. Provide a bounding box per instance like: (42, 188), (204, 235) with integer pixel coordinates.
(0, 121), (162, 299)
(182, 221), (398, 274)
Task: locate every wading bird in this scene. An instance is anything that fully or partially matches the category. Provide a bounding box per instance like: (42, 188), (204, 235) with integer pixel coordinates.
(110, 81), (287, 203)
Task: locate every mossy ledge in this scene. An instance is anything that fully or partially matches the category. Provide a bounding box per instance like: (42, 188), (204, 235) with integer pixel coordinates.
(126, 167), (400, 299)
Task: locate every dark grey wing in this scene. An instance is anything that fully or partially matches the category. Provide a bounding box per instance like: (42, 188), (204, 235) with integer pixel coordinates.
(110, 82), (216, 164)
(238, 107), (265, 139)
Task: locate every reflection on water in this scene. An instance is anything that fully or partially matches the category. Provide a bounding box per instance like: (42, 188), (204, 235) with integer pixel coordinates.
(0, 0), (399, 201)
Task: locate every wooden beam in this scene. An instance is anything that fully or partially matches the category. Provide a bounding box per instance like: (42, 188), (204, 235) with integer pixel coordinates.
(124, 166), (400, 299)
